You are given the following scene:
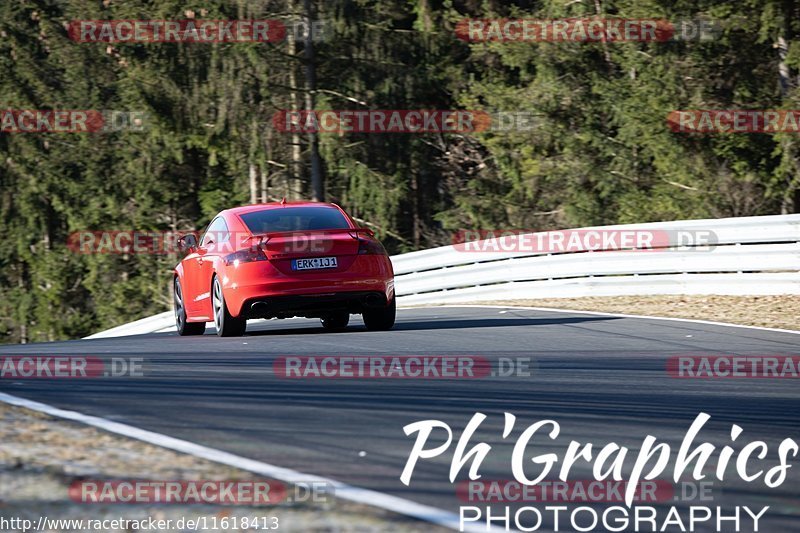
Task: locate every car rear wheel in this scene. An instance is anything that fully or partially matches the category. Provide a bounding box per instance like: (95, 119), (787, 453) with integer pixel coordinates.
(212, 276), (246, 337)
(362, 296), (396, 331)
(321, 312), (350, 331)
(174, 278), (205, 336)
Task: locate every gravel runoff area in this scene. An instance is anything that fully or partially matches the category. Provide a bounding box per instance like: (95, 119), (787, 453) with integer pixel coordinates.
(475, 295), (800, 332)
(0, 403), (448, 533)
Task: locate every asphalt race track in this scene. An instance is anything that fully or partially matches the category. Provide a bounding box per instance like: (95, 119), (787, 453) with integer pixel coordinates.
(1, 306), (799, 531)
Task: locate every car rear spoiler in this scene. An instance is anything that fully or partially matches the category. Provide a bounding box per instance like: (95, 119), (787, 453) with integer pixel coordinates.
(245, 227), (375, 246)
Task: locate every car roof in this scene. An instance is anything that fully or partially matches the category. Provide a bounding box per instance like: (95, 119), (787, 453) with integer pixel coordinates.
(223, 201), (342, 217)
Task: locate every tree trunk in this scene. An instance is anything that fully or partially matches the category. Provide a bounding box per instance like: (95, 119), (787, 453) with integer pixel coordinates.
(304, 0), (324, 201)
(18, 275), (27, 344)
(262, 130), (273, 203)
(249, 164), (258, 204)
(288, 0), (303, 199)
(411, 170), (421, 248)
(778, 15), (800, 212)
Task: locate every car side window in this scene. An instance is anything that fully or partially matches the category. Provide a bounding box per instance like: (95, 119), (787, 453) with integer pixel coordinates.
(201, 217), (229, 247)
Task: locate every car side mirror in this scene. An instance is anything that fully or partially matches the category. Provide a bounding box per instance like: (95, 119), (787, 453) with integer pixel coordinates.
(178, 233), (198, 251)
(356, 227), (375, 237)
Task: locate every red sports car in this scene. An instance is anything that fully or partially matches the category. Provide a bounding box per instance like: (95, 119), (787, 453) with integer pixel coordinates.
(173, 201), (395, 336)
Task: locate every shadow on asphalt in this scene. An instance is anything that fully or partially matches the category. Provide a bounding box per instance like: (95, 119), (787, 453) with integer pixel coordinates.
(391, 316), (618, 330)
(242, 315), (618, 336)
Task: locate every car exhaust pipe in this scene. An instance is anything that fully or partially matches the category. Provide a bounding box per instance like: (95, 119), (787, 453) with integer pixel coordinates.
(364, 294), (384, 307)
(250, 301), (270, 316)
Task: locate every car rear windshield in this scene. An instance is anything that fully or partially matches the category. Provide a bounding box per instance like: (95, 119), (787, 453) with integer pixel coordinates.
(239, 206), (352, 234)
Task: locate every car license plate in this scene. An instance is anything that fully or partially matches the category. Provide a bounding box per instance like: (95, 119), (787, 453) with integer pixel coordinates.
(292, 257), (338, 270)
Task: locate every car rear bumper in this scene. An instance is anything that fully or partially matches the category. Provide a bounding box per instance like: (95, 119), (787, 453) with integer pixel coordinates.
(243, 291), (390, 319)
(221, 255), (394, 317)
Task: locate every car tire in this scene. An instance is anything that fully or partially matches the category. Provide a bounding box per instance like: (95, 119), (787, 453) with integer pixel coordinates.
(174, 278), (206, 336)
(321, 312), (350, 331)
(362, 295), (396, 331)
(212, 276), (246, 337)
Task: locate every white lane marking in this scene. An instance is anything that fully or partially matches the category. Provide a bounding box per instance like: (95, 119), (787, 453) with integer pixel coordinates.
(402, 304), (800, 336)
(0, 392), (513, 533)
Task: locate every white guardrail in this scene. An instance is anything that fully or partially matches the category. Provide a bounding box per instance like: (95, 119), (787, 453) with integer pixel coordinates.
(86, 214), (800, 338)
(393, 214), (800, 305)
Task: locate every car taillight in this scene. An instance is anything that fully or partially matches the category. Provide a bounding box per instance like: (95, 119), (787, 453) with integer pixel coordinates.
(358, 238), (387, 255)
(224, 247), (267, 265)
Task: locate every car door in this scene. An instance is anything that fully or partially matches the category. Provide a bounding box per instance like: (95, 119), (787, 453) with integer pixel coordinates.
(179, 239), (203, 317)
(193, 216), (231, 320)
